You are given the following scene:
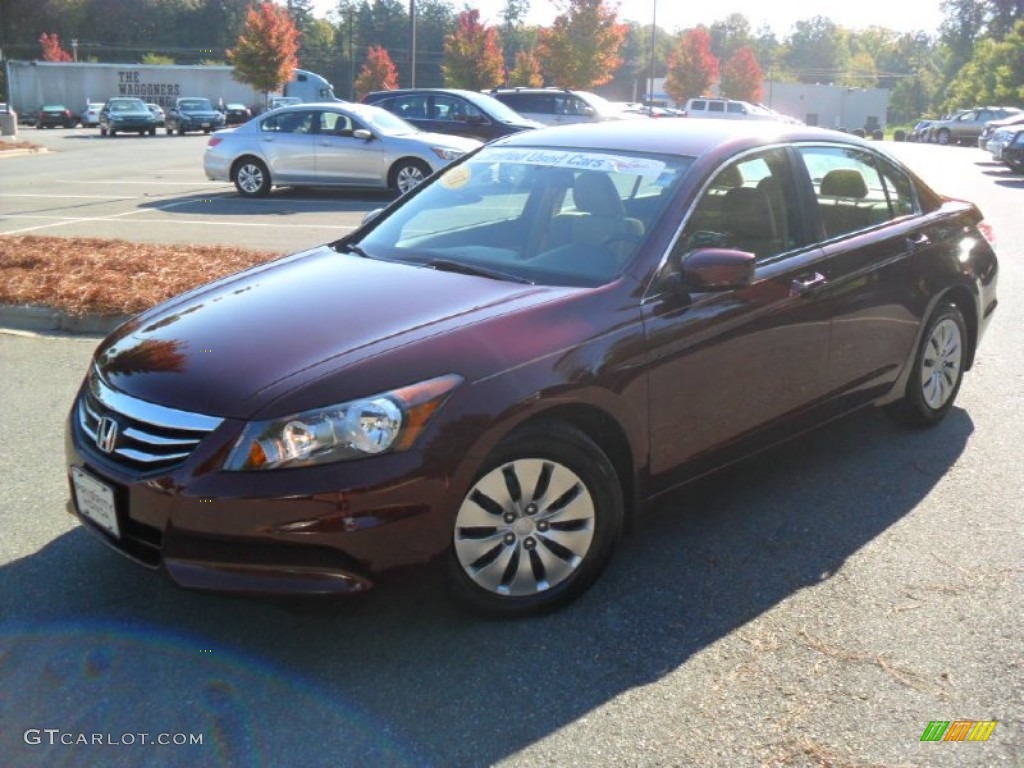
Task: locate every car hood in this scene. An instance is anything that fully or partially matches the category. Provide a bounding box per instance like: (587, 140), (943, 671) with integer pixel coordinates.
(94, 247), (577, 419)
(387, 132), (482, 152)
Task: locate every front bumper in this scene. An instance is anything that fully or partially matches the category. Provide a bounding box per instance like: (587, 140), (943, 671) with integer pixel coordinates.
(65, 381), (460, 597)
(108, 119), (156, 130)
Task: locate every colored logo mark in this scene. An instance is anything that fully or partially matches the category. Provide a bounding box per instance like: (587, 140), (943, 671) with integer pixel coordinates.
(920, 720), (997, 742)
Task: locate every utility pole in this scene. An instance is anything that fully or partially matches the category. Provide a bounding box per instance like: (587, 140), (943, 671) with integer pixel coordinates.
(648, 0), (656, 115)
(409, 0), (417, 88)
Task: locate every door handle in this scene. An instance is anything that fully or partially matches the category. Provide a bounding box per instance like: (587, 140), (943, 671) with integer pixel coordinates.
(790, 271), (827, 296)
(906, 232), (931, 249)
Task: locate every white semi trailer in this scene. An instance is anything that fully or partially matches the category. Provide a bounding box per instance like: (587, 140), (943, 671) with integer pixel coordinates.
(4, 61), (339, 119)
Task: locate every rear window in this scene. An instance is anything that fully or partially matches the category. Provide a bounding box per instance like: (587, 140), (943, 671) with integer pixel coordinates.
(690, 100), (707, 111)
(708, 102), (725, 113)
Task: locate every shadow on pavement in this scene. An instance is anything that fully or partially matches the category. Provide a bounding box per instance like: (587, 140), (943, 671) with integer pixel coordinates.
(1, 407), (973, 766)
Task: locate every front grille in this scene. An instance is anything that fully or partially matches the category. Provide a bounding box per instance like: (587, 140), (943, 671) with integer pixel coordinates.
(77, 370), (223, 473)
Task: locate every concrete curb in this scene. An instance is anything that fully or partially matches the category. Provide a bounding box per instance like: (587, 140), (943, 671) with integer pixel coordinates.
(0, 304), (130, 335)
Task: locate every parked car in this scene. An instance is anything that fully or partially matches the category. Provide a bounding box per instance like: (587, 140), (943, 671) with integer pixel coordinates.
(81, 101), (104, 127)
(269, 96), (302, 110)
(684, 97), (777, 121)
(67, 120), (999, 616)
(907, 119), (934, 142)
(1000, 126), (1024, 171)
(363, 88), (541, 142)
(166, 97), (225, 135)
(146, 103), (166, 127)
(978, 112), (1024, 150)
(927, 106), (1022, 145)
(36, 105), (76, 128)
(487, 87), (644, 126)
(203, 101), (480, 196)
(99, 98), (157, 136)
(222, 103), (252, 126)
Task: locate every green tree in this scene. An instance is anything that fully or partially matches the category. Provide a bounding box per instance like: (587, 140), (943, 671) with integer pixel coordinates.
(664, 27), (719, 105)
(944, 18), (1024, 107)
(537, 0), (627, 88)
(786, 16), (849, 82)
(141, 53), (175, 65)
(709, 13), (753, 63)
(228, 2), (300, 101)
(509, 49), (543, 87)
(354, 45), (399, 98)
(720, 46), (763, 101)
(442, 9), (505, 89)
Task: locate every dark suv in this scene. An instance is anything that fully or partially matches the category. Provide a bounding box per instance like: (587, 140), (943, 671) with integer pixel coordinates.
(165, 97), (225, 135)
(362, 88), (541, 141)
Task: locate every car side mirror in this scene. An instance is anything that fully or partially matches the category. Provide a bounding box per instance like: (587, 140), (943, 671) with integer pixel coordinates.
(682, 248), (756, 291)
(353, 128), (373, 141)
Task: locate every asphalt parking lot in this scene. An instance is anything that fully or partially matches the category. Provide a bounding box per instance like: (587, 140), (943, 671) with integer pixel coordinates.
(1, 129), (1022, 767)
(0, 126), (395, 253)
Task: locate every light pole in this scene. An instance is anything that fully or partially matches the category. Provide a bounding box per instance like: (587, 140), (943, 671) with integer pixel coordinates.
(648, 0), (656, 115)
(409, 0), (417, 88)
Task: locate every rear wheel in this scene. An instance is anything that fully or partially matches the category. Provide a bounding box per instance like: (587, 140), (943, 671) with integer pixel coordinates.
(177, 126), (186, 136)
(233, 157), (271, 197)
(885, 302), (967, 427)
(448, 424), (623, 617)
(166, 125), (174, 135)
(99, 126), (107, 137)
(148, 127), (156, 136)
(389, 159), (430, 195)
(936, 128), (952, 146)
(109, 128), (117, 137)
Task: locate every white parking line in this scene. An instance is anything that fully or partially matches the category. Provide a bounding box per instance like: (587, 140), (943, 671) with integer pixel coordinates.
(51, 179), (226, 186)
(2, 214), (353, 235)
(0, 193), (139, 200)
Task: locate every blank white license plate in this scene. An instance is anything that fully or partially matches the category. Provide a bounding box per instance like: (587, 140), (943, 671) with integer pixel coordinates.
(201, 122), (211, 128)
(71, 467), (120, 539)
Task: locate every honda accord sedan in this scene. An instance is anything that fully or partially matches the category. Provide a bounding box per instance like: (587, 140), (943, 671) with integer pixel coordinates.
(67, 120), (998, 616)
(203, 102), (481, 197)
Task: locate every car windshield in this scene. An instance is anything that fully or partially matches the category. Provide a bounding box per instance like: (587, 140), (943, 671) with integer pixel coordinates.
(180, 99), (213, 111)
(110, 99), (147, 112)
(351, 145), (692, 287)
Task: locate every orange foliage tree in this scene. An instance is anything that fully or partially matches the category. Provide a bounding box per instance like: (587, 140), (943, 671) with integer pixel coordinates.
(664, 27), (719, 106)
(355, 46), (399, 99)
(721, 46), (764, 102)
(537, 0), (627, 88)
(442, 9), (505, 90)
(39, 32), (73, 62)
(508, 49), (543, 87)
(228, 2), (300, 101)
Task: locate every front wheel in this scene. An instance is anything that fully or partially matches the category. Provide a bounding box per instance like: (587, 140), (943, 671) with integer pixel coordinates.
(389, 159), (430, 195)
(448, 424), (623, 617)
(936, 129), (951, 146)
(885, 302), (968, 427)
(233, 157), (271, 197)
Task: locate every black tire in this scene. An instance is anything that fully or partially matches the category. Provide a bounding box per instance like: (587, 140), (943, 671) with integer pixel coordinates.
(885, 302), (968, 428)
(148, 127), (156, 136)
(177, 126), (186, 136)
(894, 129), (906, 142)
(166, 126), (173, 135)
(233, 157), (271, 197)
(99, 126), (107, 137)
(389, 159), (431, 195)
(109, 128), (116, 137)
(936, 128), (951, 146)
(447, 423), (624, 617)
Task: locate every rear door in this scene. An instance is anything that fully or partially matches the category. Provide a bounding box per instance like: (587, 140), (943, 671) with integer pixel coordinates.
(257, 109), (317, 182)
(313, 110), (386, 186)
(794, 145), (926, 404)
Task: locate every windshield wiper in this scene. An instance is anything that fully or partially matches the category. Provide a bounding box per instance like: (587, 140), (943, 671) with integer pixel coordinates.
(425, 259), (533, 284)
(336, 241), (371, 258)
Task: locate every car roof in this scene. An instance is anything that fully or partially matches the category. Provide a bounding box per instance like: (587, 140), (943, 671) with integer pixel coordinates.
(490, 118), (869, 160)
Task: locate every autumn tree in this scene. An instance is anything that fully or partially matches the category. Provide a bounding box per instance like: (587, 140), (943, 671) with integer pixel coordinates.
(537, 0), (627, 88)
(228, 2), (300, 102)
(39, 32), (73, 62)
(664, 27), (719, 105)
(442, 9), (505, 89)
(509, 49), (544, 87)
(720, 46), (763, 102)
(354, 46), (399, 99)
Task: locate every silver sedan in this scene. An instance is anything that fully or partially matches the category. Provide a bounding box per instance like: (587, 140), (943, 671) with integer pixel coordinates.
(203, 102), (482, 197)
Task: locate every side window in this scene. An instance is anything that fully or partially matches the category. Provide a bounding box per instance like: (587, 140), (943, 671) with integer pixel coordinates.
(798, 146), (904, 239)
(261, 111), (315, 133)
(690, 100), (706, 111)
(873, 156), (918, 219)
(680, 149), (801, 263)
(391, 94), (428, 120)
(432, 95), (482, 122)
(727, 103), (745, 114)
(708, 101), (725, 113)
(318, 111), (353, 136)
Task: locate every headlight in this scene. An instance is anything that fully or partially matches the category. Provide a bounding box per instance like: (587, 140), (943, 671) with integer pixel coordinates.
(223, 374), (463, 471)
(431, 147), (464, 161)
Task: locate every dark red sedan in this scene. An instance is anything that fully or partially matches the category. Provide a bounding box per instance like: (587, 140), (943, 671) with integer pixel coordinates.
(66, 120), (998, 616)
